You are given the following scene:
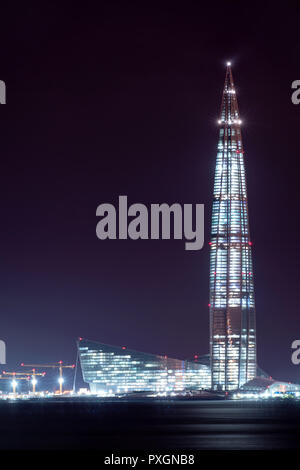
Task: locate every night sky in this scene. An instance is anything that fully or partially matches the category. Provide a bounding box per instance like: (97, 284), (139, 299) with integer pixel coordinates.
(0, 1), (299, 386)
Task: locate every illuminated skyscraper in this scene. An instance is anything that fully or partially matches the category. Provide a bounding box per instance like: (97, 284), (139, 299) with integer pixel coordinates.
(209, 63), (256, 391)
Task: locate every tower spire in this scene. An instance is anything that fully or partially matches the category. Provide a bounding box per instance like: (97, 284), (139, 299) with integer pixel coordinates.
(219, 64), (241, 128)
(210, 64), (257, 391)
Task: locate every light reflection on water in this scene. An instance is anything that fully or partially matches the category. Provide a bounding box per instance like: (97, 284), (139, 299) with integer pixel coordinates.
(0, 399), (300, 450)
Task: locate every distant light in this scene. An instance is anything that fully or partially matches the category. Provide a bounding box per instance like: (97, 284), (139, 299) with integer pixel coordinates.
(227, 61), (231, 67)
(31, 378), (37, 385)
(122, 346), (126, 350)
(58, 377), (64, 384)
(11, 380), (17, 388)
(208, 303), (211, 307)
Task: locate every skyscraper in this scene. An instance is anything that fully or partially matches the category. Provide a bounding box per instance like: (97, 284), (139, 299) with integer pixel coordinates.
(209, 63), (257, 391)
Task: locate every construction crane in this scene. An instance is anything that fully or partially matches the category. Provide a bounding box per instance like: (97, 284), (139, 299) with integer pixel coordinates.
(22, 369), (46, 393)
(0, 375), (13, 392)
(21, 361), (75, 394)
(1, 372), (30, 394)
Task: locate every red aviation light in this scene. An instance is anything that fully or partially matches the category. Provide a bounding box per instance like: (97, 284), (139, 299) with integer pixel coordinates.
(122, 346), (126, 350)
(248, 241), (252, 246)
(208, 303), (211, 307)
(194, 355), (198, 359)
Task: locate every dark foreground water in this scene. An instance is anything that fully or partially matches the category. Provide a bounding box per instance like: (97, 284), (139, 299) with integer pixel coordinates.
(1, 398), (300, 450)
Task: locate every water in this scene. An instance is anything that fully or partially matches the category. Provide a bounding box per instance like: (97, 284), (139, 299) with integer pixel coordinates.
(0, 398), (300, 450)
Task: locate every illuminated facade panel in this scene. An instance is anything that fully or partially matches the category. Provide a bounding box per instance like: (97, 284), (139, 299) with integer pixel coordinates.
(78, 339), (211, 394)
(210, 65), (257, 391)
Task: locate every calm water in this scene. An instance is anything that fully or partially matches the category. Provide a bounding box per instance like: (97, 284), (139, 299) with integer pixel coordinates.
(1, 398), (300, 450)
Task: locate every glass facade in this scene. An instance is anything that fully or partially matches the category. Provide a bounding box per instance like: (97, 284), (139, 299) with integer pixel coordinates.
(78, 339), (211, 394)
(210, 65), (256, 391)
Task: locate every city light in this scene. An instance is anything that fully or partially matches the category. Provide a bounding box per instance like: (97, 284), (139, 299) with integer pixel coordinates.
(0, 65), (297, 404)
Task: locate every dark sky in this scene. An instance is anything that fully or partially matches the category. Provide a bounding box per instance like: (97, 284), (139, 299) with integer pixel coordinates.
(0, 1), (299, 386)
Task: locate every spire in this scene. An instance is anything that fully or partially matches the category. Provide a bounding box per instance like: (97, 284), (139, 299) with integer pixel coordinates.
(218, 63), (242, 128)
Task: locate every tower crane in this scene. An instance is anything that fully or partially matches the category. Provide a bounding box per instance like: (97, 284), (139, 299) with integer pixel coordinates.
(1, 372), (30, 394)
(22, 369), (46, 393)
(0, 374), (13, 392)
(21, 361), (75, 394)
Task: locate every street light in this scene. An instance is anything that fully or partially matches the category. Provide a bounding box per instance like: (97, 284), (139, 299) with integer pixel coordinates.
(11, 380), (18, 394)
